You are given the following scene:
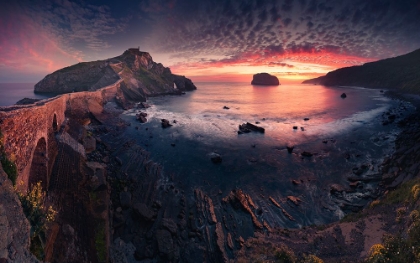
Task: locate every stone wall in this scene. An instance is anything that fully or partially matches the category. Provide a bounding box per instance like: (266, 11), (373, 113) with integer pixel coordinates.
(0, 79), (121, 190)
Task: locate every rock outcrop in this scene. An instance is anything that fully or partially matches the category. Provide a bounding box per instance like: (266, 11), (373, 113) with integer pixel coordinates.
(35, 48), (197, 107)
(0, 163), (40, 263)
(251, 73), (280, 86)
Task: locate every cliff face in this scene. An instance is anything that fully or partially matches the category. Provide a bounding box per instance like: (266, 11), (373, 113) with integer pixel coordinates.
(251, 73), (280, 86)
(35, 48), (197, 107)
(303, 48), (420, 93)
(0, 163), (40, 263)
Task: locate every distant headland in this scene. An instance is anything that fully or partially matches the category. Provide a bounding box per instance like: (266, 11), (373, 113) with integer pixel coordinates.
(302, 48), (420, 93)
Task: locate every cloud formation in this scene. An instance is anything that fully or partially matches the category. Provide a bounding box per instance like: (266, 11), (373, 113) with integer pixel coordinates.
(1, 0), (420, 82)
(0, 0), (126, 81)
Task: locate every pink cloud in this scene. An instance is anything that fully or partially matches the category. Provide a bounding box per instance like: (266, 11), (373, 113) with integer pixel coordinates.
(0, 7), (82, 78)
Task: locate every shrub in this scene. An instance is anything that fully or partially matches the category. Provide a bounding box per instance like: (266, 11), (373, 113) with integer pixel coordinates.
(369, 200), (380, 208)
(303, 254), (324, 263)
(411, 184), (420, 200)
(0, 129), (18, 185)
(274, 245), (296, 263)
(366, 244), (386, 263)
(18, 181), (57, 260)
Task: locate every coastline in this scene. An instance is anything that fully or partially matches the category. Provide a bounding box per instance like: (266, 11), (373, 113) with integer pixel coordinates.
(0, 84), (419, 262)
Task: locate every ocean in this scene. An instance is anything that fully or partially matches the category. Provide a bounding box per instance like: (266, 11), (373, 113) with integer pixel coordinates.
(0, 83), (52, 106)
(121, 82), (414, 227)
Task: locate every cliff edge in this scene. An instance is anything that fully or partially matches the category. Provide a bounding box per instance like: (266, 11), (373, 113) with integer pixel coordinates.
(302, 48), (420, 93)
(35, 48), (197, 107)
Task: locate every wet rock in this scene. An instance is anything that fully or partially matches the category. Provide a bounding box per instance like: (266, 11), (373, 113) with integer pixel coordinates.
(238, 122), (265, 133)
(223, 189), (263, 229)
(330, 184), (345, 194)
(162, 218), (178, 235)
(115, 157), (123, 166)
(84, 136), (96, 153)
(292, 179), (301, 185)
(132, 203), (156, 221)
(269, 196), (281, 208)
(287, 196), (302, 206)
(301, 151), (313, 157)
(341, 93), (347, 98)
(138, 102), (150, 108)
(210, 153), (222, 164)
(161, 119), (172, 128)
(227, 232), (234, 250)
(215, 223), (228, 262)
(119, 191), (131, 208)
(136, 112), (147, 123)
(156, 229), (174, 256)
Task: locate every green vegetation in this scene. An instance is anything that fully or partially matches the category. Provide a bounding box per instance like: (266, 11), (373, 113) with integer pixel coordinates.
(18, 181), (57, 260)
(0, 129), (18, 185)
(94, 221), (107, 262)
(382, 179), (420, 206)
(365, 179), (420, 263)
(274, 245), (297, 263)
(302, 254), (324, 263)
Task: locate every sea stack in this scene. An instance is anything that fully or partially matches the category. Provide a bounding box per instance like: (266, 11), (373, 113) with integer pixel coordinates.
(251, 73), (280, 86)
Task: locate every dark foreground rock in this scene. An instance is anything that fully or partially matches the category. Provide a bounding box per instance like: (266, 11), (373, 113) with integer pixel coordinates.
(161, 119), (172, 128)
(251, 73), (280, 86)
(238, 122), (265, 134)
(15, 98), (42, 105)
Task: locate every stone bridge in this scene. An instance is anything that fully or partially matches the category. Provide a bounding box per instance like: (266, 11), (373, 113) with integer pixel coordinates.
(0, 81), (121, 191)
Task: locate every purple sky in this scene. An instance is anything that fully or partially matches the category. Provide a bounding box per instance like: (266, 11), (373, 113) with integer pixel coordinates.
(1, 0), (420, 83)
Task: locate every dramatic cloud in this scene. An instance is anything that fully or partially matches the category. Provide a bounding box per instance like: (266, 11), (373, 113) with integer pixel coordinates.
(0, 0), (126, 81)
(1, 0), (420, 82)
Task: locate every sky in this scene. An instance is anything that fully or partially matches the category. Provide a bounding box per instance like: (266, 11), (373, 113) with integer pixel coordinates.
(1, 0), (420, 83)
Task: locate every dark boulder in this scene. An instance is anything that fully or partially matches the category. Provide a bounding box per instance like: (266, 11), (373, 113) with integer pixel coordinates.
(238, 122), (265, 133)
(15, 98), (42, 105)
(161, 119), (172, 128)
(132, 203), (156, 221)
(223, 106), (230, 109)
(286, 146), (294, 153)
(301, 151), (313, 157)
(341, 93), (347, 98)
(251, 73), (280, 86)
(136, 112), (148, 123)
(210, 153), (222, 163)
(137, 102), (150, 108)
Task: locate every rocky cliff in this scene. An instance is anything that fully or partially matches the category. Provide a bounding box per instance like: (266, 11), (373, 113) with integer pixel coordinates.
(303, 48), (420, 93)
(251, 73), (280, 86)
(35, 48), (197, 107)
(0, 163), (40, 263)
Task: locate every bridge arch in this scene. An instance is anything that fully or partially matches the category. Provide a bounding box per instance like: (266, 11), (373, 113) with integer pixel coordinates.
(28, 137), (48, 191)
(52, 113), (58, 132)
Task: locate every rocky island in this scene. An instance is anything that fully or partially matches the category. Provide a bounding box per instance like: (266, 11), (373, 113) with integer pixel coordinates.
(35, 48), (197, 109)
(251, 73), (280, 86)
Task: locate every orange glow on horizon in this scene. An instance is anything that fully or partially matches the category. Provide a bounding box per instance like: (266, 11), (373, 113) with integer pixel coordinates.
(170, 50), (376, 83)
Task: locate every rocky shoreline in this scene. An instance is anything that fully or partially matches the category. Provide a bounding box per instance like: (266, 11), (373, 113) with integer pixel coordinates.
(89, 91), (418, 262)
(0, 85), (419, 262)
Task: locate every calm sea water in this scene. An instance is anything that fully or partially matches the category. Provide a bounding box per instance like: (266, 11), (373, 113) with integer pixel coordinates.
(0, 83), (52, 106)
(122, 82), (413, 227)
